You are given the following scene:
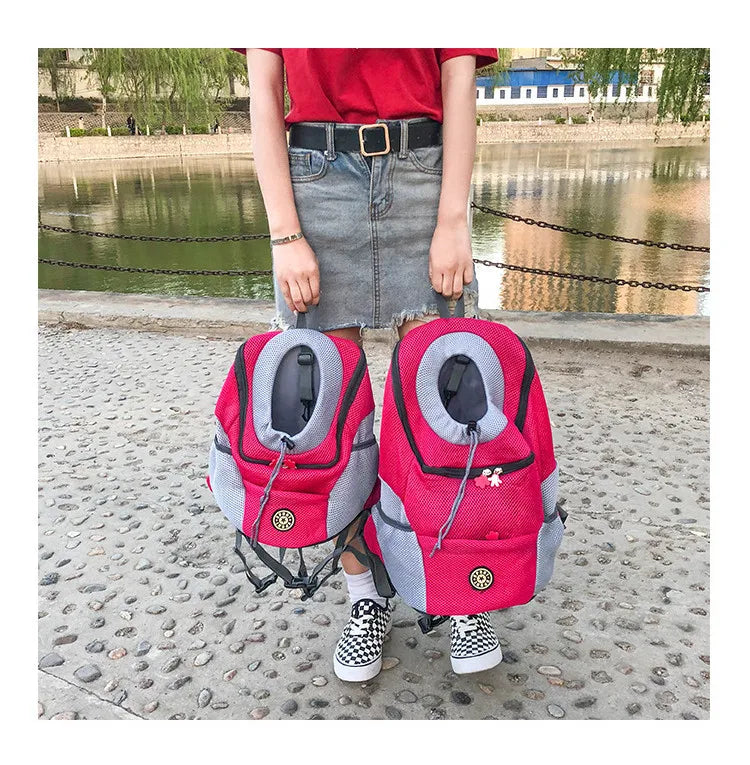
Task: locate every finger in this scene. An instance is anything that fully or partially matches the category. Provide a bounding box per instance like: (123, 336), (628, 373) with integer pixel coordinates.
(280, 280), (295, 314)
(308, 271), (320, 305)
(298, 277), (313, 308)
(289, 280), (306, 313)
(441, 271), (453, 298)
(452, 271), (464, 300)
(429, 266), (442, 294)
(463, 263), (474, 285)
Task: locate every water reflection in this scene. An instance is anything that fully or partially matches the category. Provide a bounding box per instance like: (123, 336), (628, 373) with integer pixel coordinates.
(472, 142), (709, 315)
(39, 142), (709, 315)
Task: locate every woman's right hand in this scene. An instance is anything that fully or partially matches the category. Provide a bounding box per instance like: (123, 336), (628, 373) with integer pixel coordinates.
(272, 237), (321, 314)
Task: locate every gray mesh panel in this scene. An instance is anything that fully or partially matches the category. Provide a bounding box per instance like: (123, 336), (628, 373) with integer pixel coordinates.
(252, 329), (343, 452)
(353, 410), (375, 445)
(208, 423), (246, 532)
(541, 464), (559, 520)
(379, 476), (411, 527)
(534, 514), (564, 594)
(326, 412), (379, 536)
(415, 332), (508, 445)
(372, 482), (427, 612)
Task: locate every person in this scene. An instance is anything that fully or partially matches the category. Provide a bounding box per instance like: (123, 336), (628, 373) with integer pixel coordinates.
(213, 118), (220, 134)
(127, 114), (136, 135)
(241, 47), (500, 682)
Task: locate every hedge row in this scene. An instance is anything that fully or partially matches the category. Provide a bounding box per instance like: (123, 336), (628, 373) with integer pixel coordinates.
(62, 125), (216, 137)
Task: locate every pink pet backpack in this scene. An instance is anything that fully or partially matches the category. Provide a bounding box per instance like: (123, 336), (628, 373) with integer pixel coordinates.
(207, 312), (383, 599)
(363, 295), (566, 631)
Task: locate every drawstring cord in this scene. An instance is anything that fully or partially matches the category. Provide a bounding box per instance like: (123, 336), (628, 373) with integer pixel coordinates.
(250, 437), (292, 543)
(430, 425), (480, 557)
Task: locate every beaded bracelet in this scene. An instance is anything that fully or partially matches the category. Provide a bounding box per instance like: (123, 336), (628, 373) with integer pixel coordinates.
(270, 231), (305, 246)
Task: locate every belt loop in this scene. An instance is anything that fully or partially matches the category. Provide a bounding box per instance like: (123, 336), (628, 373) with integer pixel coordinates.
(324, 122), (337, 161)
(398, 119), (409, 159)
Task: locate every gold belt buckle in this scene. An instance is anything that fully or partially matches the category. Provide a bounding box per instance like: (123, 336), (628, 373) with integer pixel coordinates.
(358, 123), (391, 157)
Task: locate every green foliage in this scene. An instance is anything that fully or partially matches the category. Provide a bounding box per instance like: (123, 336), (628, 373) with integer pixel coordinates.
(78, 48), (247, 129)
(476, 49), (513, 87)
(571, 115), (587, 124)
(565, 48), (709, 124)
(39, 48), (75, 111)
(164, 125), (183, 135)
(555, 116), (566, 124)
(110, 127), (131, 136)
(189, 125), (210, 134)
(66, 128), (86, 137)
(87, 127), (108, 136)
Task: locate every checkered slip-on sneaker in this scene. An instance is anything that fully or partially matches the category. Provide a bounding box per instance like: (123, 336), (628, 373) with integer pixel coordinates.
(450, 613), (503, 674)
(333, 598), (392, 682)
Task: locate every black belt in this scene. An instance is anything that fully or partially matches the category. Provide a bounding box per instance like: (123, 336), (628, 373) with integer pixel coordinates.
(288, 119), (442, 157)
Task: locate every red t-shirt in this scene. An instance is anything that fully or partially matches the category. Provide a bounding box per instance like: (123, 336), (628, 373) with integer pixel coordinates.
(232, 48), (498, 128)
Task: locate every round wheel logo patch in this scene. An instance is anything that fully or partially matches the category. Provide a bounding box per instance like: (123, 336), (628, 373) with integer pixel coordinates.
(271, 509), (295, 532)
(469, 567), (493, 591)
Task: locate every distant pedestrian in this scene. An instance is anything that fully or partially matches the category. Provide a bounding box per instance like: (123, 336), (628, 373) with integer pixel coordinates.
(78, 116), (84, 130)
(127, 114), (136, 135)
(213, 118), (220, 134)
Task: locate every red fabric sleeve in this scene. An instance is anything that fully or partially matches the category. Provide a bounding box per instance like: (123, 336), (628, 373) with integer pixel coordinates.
(437, 48), (498, 69)
(229, 48), (282, 56)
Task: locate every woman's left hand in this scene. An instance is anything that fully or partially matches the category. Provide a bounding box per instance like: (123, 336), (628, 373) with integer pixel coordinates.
(428, 217), (474, 299)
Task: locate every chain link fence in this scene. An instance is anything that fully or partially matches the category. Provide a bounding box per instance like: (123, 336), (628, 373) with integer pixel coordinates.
(38, 200), (710, 294)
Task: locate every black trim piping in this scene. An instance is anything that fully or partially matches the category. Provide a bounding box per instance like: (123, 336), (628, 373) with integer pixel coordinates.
(351, 435), (377, 452)
(213, 436), (232, 455)
(374, 501), (414, 532)
(390, 340), (535, 478)
(514, 336), (536, 433)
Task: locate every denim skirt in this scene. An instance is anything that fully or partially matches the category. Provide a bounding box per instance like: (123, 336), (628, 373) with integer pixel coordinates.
(270, 117), (479, 333)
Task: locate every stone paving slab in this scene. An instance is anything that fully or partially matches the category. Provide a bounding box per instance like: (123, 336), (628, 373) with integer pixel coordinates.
(38, 325), (710, 720)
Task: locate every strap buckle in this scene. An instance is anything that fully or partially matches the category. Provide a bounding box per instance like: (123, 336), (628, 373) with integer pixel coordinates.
(358, 123), (391, 157)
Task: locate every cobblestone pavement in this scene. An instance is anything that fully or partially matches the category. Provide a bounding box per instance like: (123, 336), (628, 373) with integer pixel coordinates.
(38, 326), (710, 720)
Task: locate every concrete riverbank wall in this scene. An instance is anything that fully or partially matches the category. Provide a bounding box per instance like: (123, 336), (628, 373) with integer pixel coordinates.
(38, 121), (708, 163)
(38, 290), (710, 358)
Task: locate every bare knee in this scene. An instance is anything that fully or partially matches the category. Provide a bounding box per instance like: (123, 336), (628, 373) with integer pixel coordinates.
(396, 315), (439, 341)
(324, 326), (364, 348)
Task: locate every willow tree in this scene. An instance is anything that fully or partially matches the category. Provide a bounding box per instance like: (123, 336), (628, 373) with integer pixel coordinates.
(564, 48), (710, 123)
(38, 49), (75, 112)
(477, 49), (513, 86)
(85, 48), (123, 127)
(83, 48), (247, 130)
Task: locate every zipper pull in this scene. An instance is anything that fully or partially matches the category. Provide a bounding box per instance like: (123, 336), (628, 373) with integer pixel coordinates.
(467, 420), (478, 434)
(281, 435), (295, 450)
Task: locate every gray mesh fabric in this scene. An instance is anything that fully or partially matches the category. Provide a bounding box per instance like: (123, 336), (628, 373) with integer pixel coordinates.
(252, 329), (343, 452)
(534, 513), (564, 594)
(415, 332), (508, 445)
(209, 423), (246, 532)
(372, 481), (427, 611)
(326, 412), (379, 537)
(541, 464), (559, 519)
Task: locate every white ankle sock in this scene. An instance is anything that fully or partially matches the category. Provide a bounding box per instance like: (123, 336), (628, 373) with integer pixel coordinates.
(343, 570), (387, 608)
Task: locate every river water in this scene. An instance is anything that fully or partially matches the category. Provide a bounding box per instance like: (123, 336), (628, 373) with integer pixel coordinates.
(38, 140), (710, 316)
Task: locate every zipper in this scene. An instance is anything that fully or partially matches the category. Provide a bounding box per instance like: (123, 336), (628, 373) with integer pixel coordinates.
(233, 342), (368, 469)
(390, 340), (535, 478)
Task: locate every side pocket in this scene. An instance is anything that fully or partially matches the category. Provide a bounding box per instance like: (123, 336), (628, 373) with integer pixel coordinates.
(371, 487), (427, 613)
(326, 438), (379, 537)
(208, 423), (246, 532)
(534, 511), (564, 595)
